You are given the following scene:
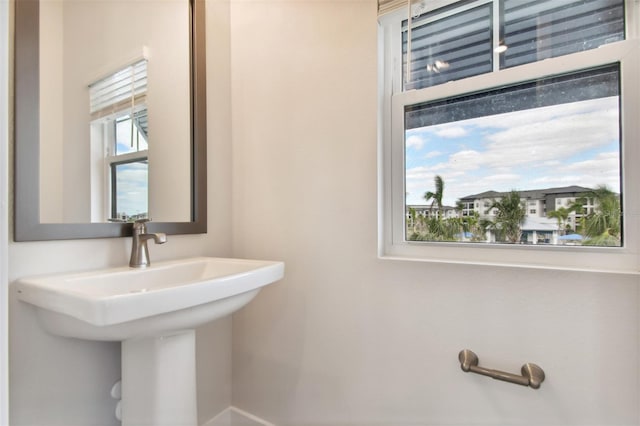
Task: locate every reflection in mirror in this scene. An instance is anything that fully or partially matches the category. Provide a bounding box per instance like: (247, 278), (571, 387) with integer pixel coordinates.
(14, 0), (207, 240)
(88, 60), (150, 222)
(39, 0), (189, 224)
(102, 108), (150, 222)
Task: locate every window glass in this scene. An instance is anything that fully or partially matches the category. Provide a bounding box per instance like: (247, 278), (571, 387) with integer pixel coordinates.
(404, 64), (621, 246)
(88, 60), (149, 222)
(112, 160), (149, 221)
(115, 111), (149, 155)
(501, 0), (625, 69)
(402, 0), (625, 90)
(381, 0), (638, 270)
(403, 3), (493, 90)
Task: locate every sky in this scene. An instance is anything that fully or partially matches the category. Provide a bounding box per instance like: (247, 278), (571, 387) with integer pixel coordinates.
(405, 96), (620, 207)
(115, 118), (149, 217)
(115, 162), (148, 217)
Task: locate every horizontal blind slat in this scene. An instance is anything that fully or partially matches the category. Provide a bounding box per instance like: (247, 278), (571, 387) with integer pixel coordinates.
(89, 60), (148, 115)
(90, 94), (147, 122)
(400, 0), (624, 91)
(502, 0), (624, 69)
(403, 3), (492, 90)
(378, 0), (405, 16)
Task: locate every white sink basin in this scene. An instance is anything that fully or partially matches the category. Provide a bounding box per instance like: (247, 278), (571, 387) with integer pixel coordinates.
(15, 256), (284, 341)
(16, 256), (284, 426)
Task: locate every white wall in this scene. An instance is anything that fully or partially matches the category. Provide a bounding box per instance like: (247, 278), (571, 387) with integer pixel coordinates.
(8, 0), (233, 424)
(229, 1), (640, 425)
(1, 0), (10, 423)
(38, 0), (64, 222)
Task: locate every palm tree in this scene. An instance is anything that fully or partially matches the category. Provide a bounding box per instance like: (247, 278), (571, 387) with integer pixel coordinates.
(424, 175), (444, 220)
(547, 206), (570, 235)
(486, 190), (526, 243)
(580, 185), (621, 246)
(461, 211), (489, 242)
(407, 206), (417, 234)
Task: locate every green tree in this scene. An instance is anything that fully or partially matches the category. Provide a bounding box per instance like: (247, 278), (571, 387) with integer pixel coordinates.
(424, 175), (444, 220)
(486, 190), (526, 243)
(408, 216), (460, 242)
(407, 206), (418, 234)
(580, 185), (621, 246)
(461, 211), (488, 242)
(547, 206), (570, 235)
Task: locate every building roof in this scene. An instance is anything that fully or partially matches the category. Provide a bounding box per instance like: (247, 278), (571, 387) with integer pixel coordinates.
(407, 204), (457, 211)
(459, 185), (593, 201)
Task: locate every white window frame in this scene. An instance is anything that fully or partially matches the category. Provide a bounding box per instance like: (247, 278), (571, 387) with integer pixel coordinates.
(88, 56), (149, 222)
(107, 112), (149, 220)
(378, 0), (640, 273)
(90, 106), (148, 222)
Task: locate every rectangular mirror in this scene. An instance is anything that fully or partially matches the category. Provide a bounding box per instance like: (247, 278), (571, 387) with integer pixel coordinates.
(14, 0), (207, 240)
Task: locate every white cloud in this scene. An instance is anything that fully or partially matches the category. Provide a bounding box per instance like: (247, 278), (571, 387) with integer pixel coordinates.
(434, 125), (468, 138)
(404, 97), (622, 205)
(424, 150), (443, 159)
(565, 151), (619, 173)
(448, 150), (482, 171)
(116, 163), (148, 215)
(406, 135), (425, 150)
(478, 98), (619, 168)
(484, 173), (521, 183)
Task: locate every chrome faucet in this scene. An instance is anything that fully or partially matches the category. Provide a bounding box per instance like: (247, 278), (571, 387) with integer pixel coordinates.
(129, 219), (167, 268)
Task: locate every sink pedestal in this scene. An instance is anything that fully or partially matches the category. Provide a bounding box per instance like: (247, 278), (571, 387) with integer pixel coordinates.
(122, 330), (197, 426)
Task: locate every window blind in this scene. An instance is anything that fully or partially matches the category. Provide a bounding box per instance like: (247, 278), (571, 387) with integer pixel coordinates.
(403, 3), (493, 90)
(89, 59), (147, 120)
(401, 0), (625, 91)
(379, 0), (458, 17)
(502, 0), (625, 69)
(378, 0), (405, 16)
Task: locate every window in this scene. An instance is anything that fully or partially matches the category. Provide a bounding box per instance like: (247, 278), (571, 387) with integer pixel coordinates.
(401, 0), (625, 90)
(404, 64), (621, 246)
(379, 0), (640, 271)
(109, 112), (149, 221)
(89, 59), (149, 222)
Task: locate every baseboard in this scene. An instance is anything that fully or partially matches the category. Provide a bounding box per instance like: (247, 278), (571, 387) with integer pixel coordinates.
(202, 408), (231, 426)
(203, 406), (275, 426)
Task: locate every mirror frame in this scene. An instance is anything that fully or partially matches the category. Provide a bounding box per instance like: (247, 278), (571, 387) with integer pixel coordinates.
(14, 0), (207, 241)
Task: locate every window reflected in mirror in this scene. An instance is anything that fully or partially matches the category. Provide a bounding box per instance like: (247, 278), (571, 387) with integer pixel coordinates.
(110, 112), (149, 222)
(89, 60), (149, 222)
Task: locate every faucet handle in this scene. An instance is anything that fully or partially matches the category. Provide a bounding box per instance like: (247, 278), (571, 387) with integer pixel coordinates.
(132, 218), (150, 233)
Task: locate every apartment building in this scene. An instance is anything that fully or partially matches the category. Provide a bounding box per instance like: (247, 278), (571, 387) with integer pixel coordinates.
(408, 185), (598, 244)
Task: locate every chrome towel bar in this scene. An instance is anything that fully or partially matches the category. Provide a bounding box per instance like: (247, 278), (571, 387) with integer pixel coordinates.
(458, 349), (545, 389)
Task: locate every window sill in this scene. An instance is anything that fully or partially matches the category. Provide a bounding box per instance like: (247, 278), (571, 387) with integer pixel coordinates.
(379, 242), (640, 275)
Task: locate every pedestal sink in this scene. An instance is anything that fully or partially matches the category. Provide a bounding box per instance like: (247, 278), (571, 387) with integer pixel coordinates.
(15, 256), (284, 426)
